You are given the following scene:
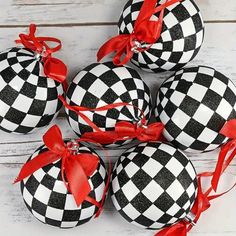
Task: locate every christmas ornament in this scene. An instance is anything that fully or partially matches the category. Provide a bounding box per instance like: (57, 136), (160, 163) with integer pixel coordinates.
(63, 62), (152, 147)
(14, 125), (109, 228)
(0, 24), (67, 134)
(97, 0), (204, 72)
(155, 66), (236, 153)
(111, 142), (198, 229)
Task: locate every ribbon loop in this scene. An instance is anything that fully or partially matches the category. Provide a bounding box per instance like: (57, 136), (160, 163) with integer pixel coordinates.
(16, 24), (68, 90)
(97, 0), (183, 66)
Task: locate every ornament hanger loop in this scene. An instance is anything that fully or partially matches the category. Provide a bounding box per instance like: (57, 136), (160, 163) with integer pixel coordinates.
(66, 139), (80, 155)
(184, 212), (196, 226)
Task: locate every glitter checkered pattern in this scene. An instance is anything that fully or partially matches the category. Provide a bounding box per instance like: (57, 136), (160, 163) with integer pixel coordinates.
(118, 0), (204, 72)
(65, 62), (152, 147)
(155, 66), (236, 153)
(21, 144), (107, 228)
(0, 47), (63, 134)
(111, 142), (197, 229)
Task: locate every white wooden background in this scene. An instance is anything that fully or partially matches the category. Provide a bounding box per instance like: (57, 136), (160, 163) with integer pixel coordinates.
(0, 0), (236, 235)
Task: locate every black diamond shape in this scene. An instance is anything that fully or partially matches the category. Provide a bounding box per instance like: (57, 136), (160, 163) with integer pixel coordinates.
(189, 139), (210, 151)
(130, 192), (152, 213)
(157, 213), (173, 224)
(41, 174), (56, 190)
(101, 88), (119, 104)
(201, 89), (223, 111)
(118, 169), (130, 188)
(0, 85), (19, 106)
(24, 175), (40, 196)
(48, 191), (66, 209)
(165, 120), (182, 138)
(132, 153), (150, 168)
(0, 67), (16, 83)
(134, 215), (154, 227)
(32, 198), (47, 216)
(179, 95), (200, 117)
(176, 191), (189, 208)
(114, 189), (129, 209)
(45, 218), (61, 227)
(62, 209), (81, 221)
(194, 73), (213, 87)
(207, 112), (226, 133)
(91, 171), (103, 188)
(81, 91), (100, 108)
(152, 149), (172, 166)
(183, 118), (205, 139)
(131, 169), (152, 191)
(154, 192), (175, 212)
(154, 168), (176, 190)
(177, 169), (194, 189)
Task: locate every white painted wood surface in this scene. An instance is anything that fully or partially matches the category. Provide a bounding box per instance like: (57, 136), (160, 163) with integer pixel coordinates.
(0, 0), (236, 236)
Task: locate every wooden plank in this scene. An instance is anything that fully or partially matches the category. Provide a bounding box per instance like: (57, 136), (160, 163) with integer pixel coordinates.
(0, 22), (235, 163)
(1, 163), (236, 235)
(0, 23), (235, 82)
(0, 0), (234, 26)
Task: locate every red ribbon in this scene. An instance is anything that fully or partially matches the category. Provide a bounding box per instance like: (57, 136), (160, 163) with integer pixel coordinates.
(16, 24), (68, 91)
(97, 0), (182, 65)
(82, 121), (164, 145)
(211, 119), (236, 191)
(59, 95), (164, 144)
(14, 125), (103, 208)
(156, 170), (236, 236)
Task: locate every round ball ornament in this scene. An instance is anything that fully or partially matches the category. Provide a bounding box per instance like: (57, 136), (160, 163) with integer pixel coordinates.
(65, 62), (152, 146)
(155, 66), (236, 153)
(118, 0), (204, 72)
(0, 25), (66, 134)
(17, 126), (108, 228)
(111, 142), (198, 229)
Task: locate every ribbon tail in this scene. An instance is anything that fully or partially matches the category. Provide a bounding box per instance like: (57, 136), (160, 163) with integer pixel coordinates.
(211, 144), (231, 192)
(65, 157), (91, 207)
(14, 151), (60, 183)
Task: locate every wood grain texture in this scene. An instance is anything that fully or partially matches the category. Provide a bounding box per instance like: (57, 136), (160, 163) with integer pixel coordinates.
(1, 0), (235, 26)
(0, 0), (236, 235)
(1, 163), (236, 236)
(0, 23), (235, 82)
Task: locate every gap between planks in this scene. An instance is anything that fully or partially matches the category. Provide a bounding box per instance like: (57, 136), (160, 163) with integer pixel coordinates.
(0, 20), (235, 28)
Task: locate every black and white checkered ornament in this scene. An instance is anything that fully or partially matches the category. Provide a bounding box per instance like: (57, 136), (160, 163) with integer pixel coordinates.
(111, 142), (197, 229)
(0, 47), (63, 134)
(118, 0), (204, 72)
(20, 143), (107, 228)
(155, 66), (236, 153)
(65, 62), (152, 147)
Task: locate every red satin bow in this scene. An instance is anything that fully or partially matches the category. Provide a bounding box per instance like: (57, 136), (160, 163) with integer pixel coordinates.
(97, 0), (182, 65)
(14, 125), (100, 207)
(59, 95), (164, 144)
(16, 24), (68, 91)
(156, 171), (236, 236)
(82, 121), (164, 144)
(211, 119), (236, 191)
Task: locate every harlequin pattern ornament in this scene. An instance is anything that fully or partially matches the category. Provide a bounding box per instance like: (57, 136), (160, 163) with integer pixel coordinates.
(0, 24), (67, 134)
(111, 142), (198, 229)
(15, 125), (108, 228)
(155, 66), (236, 153)
(98, 0), (204, 72)
(64, 62), (152, 147)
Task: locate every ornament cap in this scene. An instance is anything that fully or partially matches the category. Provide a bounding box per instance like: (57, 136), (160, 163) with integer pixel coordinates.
(184, 212), (196, 226)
